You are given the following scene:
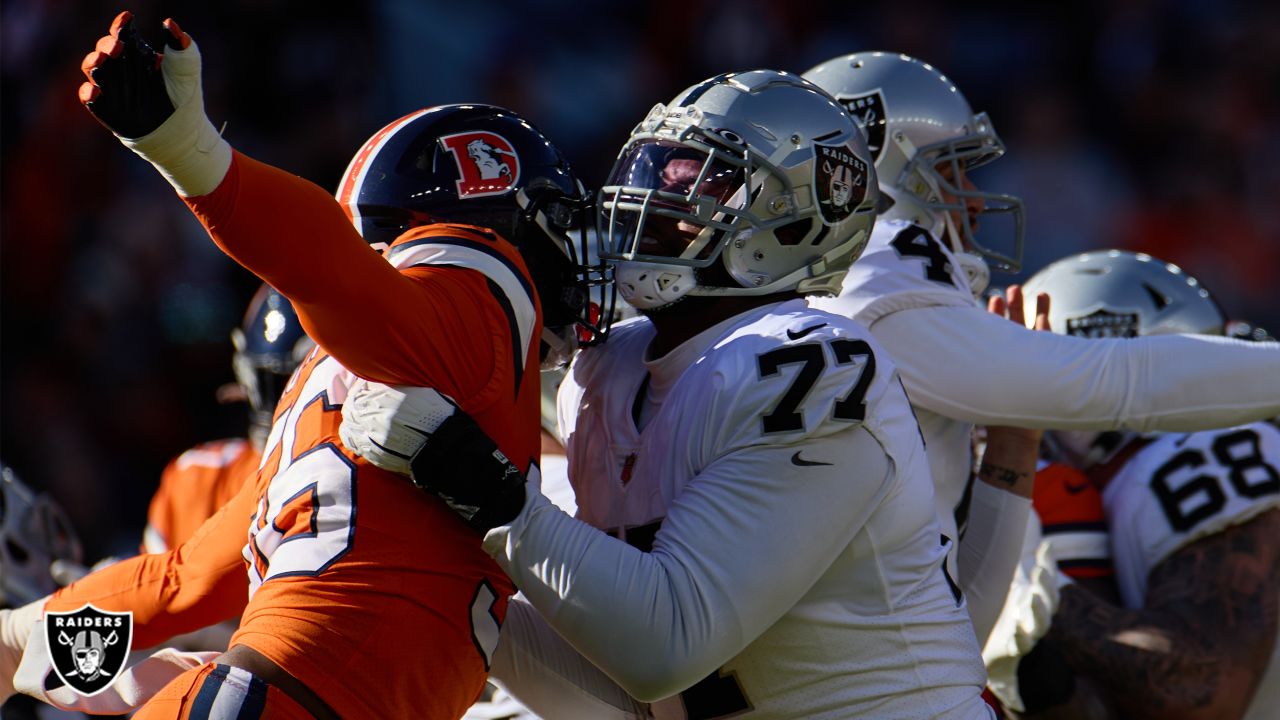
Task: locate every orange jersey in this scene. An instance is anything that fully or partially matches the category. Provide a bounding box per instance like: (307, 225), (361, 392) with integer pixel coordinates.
(48, 152), (540, 718)
(143, 438), (261, 554)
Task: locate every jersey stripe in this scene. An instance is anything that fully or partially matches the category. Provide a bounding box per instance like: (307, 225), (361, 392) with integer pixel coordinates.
(486, 277), (527, 395)
(334, 108), (433, 246)
(679, 72), (734, 107)
(387, 240), (538, 369)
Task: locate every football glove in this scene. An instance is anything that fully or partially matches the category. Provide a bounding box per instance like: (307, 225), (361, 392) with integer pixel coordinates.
(983, 514), (1074, 713)
(79, 11), (230, 196)
(340, 381), (528, 534)
(1033, 463), (1113, 582)
(1, 598), (45, 702)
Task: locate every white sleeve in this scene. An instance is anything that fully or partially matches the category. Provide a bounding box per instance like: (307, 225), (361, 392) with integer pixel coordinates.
(873, 305), (1280, 431)
(956, 481), (1031, 645)
(489, 597), (649, 719)
(483, 425), (893, 702)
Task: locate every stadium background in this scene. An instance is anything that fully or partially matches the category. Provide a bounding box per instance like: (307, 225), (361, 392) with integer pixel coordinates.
(2, 0), (1277, 558)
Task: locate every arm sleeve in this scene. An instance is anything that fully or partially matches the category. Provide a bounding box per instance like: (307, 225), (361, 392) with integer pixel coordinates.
(181, 152), (498, 397)
(42, 478), (255, 650)
(489, 597), (649, 718)
(483, 425), (893, 702)
(957, 481), (1031, 645)
(873, 305), (1280, 431)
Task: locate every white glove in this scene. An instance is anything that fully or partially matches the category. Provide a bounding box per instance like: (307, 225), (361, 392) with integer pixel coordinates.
(339, 379), (459, 477)
(983, 514), (1073, 712)
(1, 597), (45, 701)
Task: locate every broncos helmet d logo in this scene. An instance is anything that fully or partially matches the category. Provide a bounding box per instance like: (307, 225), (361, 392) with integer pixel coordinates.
(439, 131), (522, 198)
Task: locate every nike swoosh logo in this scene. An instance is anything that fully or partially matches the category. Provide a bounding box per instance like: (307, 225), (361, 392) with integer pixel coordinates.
(1064, 481), (1091, 495)
(791, 451), (833, 467)
(787, 323), (827, 340)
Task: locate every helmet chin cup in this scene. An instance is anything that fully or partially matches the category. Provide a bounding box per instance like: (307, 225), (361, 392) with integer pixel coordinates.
(955, 252), (990, 298)
(614, 260), (697, 310)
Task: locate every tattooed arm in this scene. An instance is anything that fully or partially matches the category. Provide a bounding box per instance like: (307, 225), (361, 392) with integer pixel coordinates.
(1047, 508), (1280, 720)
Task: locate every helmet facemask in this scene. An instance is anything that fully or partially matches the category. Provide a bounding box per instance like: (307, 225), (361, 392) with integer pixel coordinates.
(515, 184), (614, 369)
(890, 112), (1025, 273)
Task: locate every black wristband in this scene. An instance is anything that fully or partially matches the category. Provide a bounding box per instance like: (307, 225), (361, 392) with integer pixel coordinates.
(408, 411), (526, 533)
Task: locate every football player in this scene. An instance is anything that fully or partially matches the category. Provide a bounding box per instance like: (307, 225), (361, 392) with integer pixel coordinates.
(1, 12), (609, 720)
(1018, 251), (1280, 720)
(343, 70), (1002, 718)
(802, 52), (1280, 643)
(140, 283), (313, 557)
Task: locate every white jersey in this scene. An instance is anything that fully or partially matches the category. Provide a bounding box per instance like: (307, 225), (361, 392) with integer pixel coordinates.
(1103, 422), (1280, 720)
(487, 299), (991, 719)
(811, 219), (1280, 642)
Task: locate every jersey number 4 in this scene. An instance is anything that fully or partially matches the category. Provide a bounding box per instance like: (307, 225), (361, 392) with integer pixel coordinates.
(891, 226), (958, 287)
(757, 339), (875, 434)
(1151, 429), (1280, 532)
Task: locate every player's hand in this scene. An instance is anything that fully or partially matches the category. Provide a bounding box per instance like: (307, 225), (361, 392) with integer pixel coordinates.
(78, 12), (230, 197)
(79, 11), (190, 139)
(1, 598), (45, 701)
(978, 284), (1052, 496)
(1033, 464), (1112, 585)
(341, 381), (528, 533)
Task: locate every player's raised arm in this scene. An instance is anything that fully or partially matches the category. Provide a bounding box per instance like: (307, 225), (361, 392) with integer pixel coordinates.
(78, 14), (611, 397)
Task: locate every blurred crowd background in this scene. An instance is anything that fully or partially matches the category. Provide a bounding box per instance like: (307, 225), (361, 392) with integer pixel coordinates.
(3, 0), (1278, 558)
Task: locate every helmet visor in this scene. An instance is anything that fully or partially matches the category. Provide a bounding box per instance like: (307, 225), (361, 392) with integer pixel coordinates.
(600, 140), (751, 266)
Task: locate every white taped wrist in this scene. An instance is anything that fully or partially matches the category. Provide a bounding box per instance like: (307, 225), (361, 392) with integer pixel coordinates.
(119, 39), (231, 197)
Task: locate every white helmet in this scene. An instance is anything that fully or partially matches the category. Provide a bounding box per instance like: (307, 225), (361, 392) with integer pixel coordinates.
(1022, 250), (1225, 338)
(1, 466), (83, 607)
(1022, 250), (1226, 467)
(804, 52), (1025, 275)
(600, 70), (878, 310)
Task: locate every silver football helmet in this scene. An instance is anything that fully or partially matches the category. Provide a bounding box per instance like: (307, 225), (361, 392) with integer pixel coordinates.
(1, 466), (82, 607)
(804, 52), (1025, 274)
(1023, 250), (1226, 467)
(1021, 250), (1225, 338)
(599, 70), (879, 310)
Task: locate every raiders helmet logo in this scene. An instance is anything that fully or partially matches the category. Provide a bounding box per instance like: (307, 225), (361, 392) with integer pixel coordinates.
(812, 142), (870, 225)
(439, 131), (522, 198)
(44, 605), (132, 696)
(1065, 309), (1140, 338)
(838, 90), (887, 164)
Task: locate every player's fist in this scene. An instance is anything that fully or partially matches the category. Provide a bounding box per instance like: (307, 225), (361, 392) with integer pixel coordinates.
(341, 381), (528, 533)
(79, 12), (190, 139)
(78, 12), (230, 197)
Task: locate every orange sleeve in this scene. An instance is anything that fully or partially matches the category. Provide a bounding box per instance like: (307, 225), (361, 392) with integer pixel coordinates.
(181, 152), (500, 403)
(44, 473), (257, 650)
